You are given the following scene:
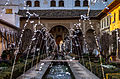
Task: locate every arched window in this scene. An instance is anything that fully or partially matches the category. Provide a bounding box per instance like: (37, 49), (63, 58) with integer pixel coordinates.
(75, 0), (80, 7)
(26, 1), (32, 7)
(51, 0), (56, 7)
(83, 0), (88, 7)
(34, 1), (40, 7)
(59, 0), (64, 7)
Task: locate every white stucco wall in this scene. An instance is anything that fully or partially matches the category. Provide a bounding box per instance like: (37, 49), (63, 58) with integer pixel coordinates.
(18, 0), (113, 10)
(0, 0), (114, 11)
(0, 5), (20, 27)
(0, 0), (19, 5)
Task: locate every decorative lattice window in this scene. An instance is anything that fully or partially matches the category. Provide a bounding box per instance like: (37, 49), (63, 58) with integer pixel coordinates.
(6, 9), (12, 14)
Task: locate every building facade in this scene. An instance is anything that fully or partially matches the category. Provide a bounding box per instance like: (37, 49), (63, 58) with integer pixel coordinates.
(0, 3), (20, 27)
(0, 0), (114, 55)
(0, 0), (113, 27)
(98, 0), (120, 59)
(17, 0), (112, 53)
(19, 0), (112, 10)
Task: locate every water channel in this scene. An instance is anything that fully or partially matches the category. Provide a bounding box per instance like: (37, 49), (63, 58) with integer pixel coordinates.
(42, 54), (75, 79)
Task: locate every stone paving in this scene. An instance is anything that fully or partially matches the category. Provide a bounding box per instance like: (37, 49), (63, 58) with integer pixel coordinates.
(68, 62), (100, 79)
(17, 56), (53, 79)
(66, 56), (100, 79)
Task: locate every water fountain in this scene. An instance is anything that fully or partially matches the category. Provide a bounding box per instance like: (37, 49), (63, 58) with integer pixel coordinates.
(6, 0), (111, 79)
(10, 11), (32, 79)
(9, 9), (55, 79)
(42, 55), (75, 79)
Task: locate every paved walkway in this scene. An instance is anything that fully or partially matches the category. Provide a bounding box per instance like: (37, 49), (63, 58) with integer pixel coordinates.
(17, 56), (53, 79)
(66, 56), (100, 79)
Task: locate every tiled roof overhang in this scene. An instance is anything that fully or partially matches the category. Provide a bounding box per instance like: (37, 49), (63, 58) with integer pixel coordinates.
(97, 0), (120, 19)
(0, 19), (20, 30)
(18, 10), (101, 20)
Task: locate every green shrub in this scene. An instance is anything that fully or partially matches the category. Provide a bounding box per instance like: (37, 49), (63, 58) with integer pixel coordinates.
(0, 62), (9, 67)
(0, 57), (39, 79)
(80, 60), (120, 79)
(1, 52), (7, 60)
(109, 62), (118, 67)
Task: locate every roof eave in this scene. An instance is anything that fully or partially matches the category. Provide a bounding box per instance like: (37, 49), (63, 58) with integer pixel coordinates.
(97, 0), (120, 19)
(0, 19), (20, 30)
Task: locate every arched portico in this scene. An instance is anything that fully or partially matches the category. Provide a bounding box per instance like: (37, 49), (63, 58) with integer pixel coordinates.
(49, 25), (69, 45)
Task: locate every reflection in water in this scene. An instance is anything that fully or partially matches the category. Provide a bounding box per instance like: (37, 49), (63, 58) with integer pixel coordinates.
(46, 63), (72, 79)
(42, 54), (74, 79)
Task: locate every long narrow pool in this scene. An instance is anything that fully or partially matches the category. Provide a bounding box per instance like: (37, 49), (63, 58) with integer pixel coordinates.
(42, 62), (75, 79)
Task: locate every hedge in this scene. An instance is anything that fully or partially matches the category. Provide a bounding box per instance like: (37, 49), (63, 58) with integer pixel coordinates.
(0, 56), (43, 79)
(80, 60), (120, 79)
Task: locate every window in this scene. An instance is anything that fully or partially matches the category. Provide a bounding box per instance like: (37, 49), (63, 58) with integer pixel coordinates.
(34, 1), (40, 7)
(75, 0), (80, 7)
(26, 1), (32, 7)
(59, 0), (64, 7)
(119, 10), (120, 20)
(110, 16), (111, 24)
(51, 0), (56, 7)
(104, 19), (106, 27)
(83, 0), (88, 7)
(109, 16), (111, 25)
(103, 0), (107, 2)
(6, 9), (12, 14)
(102, 20), (104, 28)
(107, 16), (108, 26)
(114, 13), (116, 23)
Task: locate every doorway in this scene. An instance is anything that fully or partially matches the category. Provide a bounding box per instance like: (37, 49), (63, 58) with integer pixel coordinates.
(49, 25), (69, 45)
